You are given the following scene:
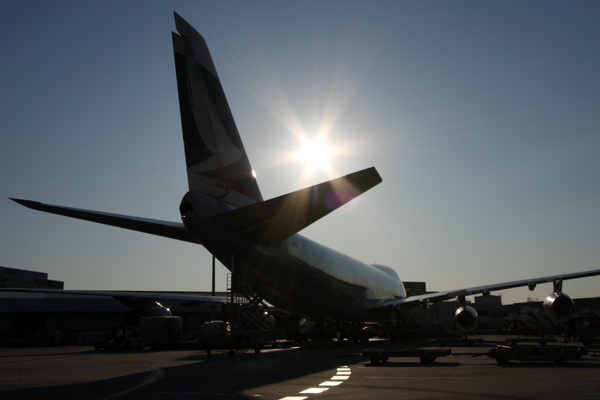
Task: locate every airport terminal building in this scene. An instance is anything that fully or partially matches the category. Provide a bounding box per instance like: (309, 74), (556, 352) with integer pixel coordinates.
(0, 266), (227, 346)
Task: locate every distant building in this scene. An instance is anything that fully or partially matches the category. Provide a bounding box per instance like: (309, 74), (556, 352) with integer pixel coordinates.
(0, 266), (64, 290)
(404, 281), (429, 297)
(0, 290), (227, 344)
(473, 294), (504, 328)
(0, 266), (229, 346)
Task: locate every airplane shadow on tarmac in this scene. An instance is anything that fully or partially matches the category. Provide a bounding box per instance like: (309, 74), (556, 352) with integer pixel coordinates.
(1, 346), (363, 400)
(365, 361), (462, 367)
(4, 343), (600, 400)
(493, 360), (600, 368)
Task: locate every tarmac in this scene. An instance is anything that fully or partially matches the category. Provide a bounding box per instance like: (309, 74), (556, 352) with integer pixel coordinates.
(1, 336), (600, 400)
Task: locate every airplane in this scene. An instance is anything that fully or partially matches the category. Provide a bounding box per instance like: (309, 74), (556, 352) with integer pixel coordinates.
(8, 12), (600, 338)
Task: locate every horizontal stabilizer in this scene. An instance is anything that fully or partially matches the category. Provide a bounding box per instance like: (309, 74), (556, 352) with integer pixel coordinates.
(212, 167), (382, 246)
(9, 199), (198, 244)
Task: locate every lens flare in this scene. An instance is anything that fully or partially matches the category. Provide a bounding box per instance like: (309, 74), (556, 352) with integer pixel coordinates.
(295, 135), (336, 172)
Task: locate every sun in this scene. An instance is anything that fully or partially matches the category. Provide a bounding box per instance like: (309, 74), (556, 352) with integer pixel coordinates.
(295, 135), (336, 172)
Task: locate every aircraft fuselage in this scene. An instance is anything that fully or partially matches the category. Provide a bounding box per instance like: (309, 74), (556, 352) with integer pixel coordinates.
(180, 190), (406, 321)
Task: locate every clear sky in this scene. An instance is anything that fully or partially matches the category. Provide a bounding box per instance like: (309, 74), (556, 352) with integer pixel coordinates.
(1, 1), (599, 305)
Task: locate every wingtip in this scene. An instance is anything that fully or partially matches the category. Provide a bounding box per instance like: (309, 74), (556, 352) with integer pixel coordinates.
(9, 198), (42, 209)
(345, 166), (383, 189)
(370, 166), (383, 184)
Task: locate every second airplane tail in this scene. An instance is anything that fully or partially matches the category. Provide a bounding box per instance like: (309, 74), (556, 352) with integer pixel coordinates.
(172, 12), (262, 207)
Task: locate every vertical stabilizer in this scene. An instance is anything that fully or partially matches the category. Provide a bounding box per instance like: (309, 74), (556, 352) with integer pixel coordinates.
(172, 12), (263, 207)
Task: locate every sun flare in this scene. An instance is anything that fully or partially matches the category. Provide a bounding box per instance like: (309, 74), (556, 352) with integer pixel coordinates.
(295, 135), (336, 172)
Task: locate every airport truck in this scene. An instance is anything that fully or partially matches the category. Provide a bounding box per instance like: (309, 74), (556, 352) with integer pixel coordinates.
(93, 327), (144, 351)
(139, 316), (182, 349)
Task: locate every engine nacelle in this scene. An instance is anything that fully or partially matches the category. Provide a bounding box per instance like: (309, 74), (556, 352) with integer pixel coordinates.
(256, 312), (276, 330)
(543, 292), (574, 322)
(145, 305), (172, 317)
(125, 303), (172, 326)
(454, 306), (478, 333)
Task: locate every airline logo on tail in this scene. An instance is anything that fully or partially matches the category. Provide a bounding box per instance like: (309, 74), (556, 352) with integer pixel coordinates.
(172, 12), (262, 207)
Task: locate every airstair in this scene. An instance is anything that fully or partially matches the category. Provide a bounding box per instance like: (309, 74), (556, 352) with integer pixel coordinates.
(225, 273), (285, 354)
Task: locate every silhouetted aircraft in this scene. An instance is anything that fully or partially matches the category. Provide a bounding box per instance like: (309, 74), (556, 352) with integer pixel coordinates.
(9, 13), (600, 336)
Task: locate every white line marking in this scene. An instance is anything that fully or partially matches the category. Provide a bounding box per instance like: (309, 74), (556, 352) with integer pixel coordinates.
(279, 396), (308, 400)
(280, 397), (308, 400)
(100, 363), (165, 400)
(320, 381), (343, 387)
(300, 388), (329, 394)
(279, 365), (351, 399)
(331, 375), (349, 380)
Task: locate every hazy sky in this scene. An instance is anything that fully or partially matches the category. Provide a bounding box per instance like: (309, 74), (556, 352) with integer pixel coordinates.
(1, 1), (599, 305)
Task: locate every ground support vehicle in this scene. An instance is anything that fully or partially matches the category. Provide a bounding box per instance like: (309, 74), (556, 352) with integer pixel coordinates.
(363, 348), (452, 364)
(93, 328), (144, 351)
(199, 320), (292, 355)
(504, 337), (557, 346)
(302, 339), (350, 348)
(436, 337), (485, 347)
(199, 321), (228, 355)
(139, 316), (182, 349)
(578, 337), (600, 347)
(487, 344), (586, 364)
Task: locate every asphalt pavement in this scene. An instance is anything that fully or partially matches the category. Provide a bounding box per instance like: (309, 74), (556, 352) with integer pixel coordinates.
(1, 337), (599, 399)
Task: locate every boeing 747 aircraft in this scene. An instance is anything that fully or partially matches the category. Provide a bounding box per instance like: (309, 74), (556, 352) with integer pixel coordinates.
(9, 13), (600, 335)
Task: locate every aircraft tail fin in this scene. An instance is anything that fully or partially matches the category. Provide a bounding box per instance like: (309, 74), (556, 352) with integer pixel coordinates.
(213, 167), (382, 246)
(172, 12), (262, 207)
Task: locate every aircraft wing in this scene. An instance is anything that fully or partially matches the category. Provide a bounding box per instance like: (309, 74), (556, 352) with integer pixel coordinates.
(372, 268), (600, 313)
(0, 287), (227, 306)
(9, 199), (198, 244)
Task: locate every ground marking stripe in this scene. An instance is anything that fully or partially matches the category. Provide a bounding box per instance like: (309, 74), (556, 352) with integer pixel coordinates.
(100, 363), (165, 400)
(331, 375), (349, 380)
(278, 365), (350, 400)
(320, 381), (342, 386)
(300, 388), (329, 394)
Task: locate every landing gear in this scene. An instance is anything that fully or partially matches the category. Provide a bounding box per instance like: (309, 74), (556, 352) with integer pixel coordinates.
(347, 323), (370, 344)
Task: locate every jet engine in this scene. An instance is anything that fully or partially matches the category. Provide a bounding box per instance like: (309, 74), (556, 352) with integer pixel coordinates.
(454, 306), (478, 333)
(543, 292), (574, 322)
(144, 304), (173, 317)
(125, 299), (172, 326)
(256, 312), (276, 330)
